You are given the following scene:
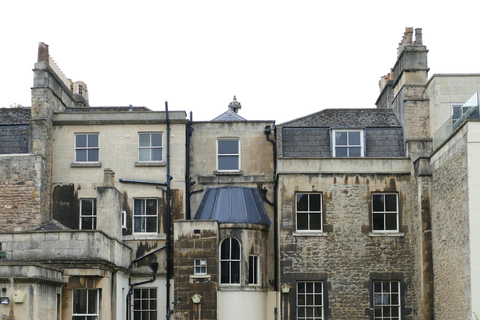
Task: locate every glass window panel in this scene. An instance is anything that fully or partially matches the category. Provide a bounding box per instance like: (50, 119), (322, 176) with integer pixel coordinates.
(218, 156), (238, 170)
(88, 134), (98, 148)
(392, 306), (399, 316)
(310, 214), (322, 230)
(151, 133), (162, 147)
(335, 132), (347, 145)
(87, 291), (97, 314)
(374, 307), (382, 317)
(297, 214), (309, 230)
(372, 195), (384, 211)
(134, 200), (144, 216)
(314, 283), (322, 293)
(315, 295), (322, 305)
(298, 294), (306, 306)
(150, 289), (157, 298)
(306, 282), (314, 293)
(133, 311), (141, 320)
(134, 217), (142, 232)
(218, 140), (238, 154)
(221, 239), (230, 259)
(309, 194), (321, 211)
(349, 131), (360, 145)
(391, 282), (399, 292)
(134, 289), (140, 298)
(306, 295), (314, 305)
(82, 218), (93, 230)
(146, 200), (156, 215)
(373, 213), (384, 231)
(391, 293), (399, 305)
(385, 213), (398, 230)
(142, 300), (148, 309)
(335, 147), (347, 157)
(382, 282), (390, 291)
(298, 282), (305, 293)
(231, 239), (240, 259)
(76, 150), (87, 162)
(383, 306), (391, 316)
(139, 134), (150, 147)
(315, 307), (323, 316)
(305, 307), (314, 317)
(146, 217), (156, 232)
(349, 147), (361, 157)
(150, 311), (157, 319)
(374, 294), (382, 305)
(373, 281), (381, 292)
(150, 299), (157, 309)
(151, 148), (162, 161)
(385, 194), (397, 212)
(134, 300), (140, 309)
(220, 261), (230, 283)
(296, 194), (309, 211)
(298, 308), (306, 317)
(231, 261), (240, 283)
(139, 149), (150, 161)
(88, 149), (98, 162)
(76, 135), (86, 148)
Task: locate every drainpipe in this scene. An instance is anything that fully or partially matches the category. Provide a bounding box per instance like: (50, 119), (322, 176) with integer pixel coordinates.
(165, 101), (172, 319)
(185, 111), (194, 220)
(264, 124), (278, 292)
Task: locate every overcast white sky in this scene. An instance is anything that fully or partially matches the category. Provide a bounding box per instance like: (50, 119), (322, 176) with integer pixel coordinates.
(1, 1), (479, 124)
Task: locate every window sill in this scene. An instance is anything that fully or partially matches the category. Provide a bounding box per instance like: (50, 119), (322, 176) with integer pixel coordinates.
(122, 234), (166, 241)
(190, 274), (210, 279)
(71, 162), (102, 168)
(293, 232), (328, 237)
(135, 161), (166, 167)
(214, 170), (244, 176)
(368, 232), (405, 237)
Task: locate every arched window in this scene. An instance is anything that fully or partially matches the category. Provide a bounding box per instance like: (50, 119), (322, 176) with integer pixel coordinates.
(220, 237), (241, 284)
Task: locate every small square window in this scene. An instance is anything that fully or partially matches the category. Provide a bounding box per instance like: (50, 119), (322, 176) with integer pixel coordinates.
(133, 199), (158, 234)
(139, 133), (163, 162)
(194, 259), (207, 275)
(296, 193), (323, 232)
(217, 139), (240, 171)
(332, 130), (363, 157)
(372, 194), (399, 232)
(75, 133), (99, 162)
(80, 199), (96, 230)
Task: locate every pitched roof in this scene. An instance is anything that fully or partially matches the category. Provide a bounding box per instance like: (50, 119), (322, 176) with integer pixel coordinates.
(280, 108), (401, 127)
(211, 108), (247, 121)
(194, 186), (271, 226)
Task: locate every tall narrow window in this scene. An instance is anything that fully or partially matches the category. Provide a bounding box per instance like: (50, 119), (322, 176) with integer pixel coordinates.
(133, 199), (158, 233)
(297, 281), (324, 320)
(75, 133), (99, 162)
(372, 194), (399, 232)
(220, 237), (240, 284)
(217, 139), (240, 171)
(139, 133), (163, 162)
(72, 289), (98, 320)
(333, 130), (363, 157)
(248, 255), (259, 285)
(133, 288), (157, 320)
(373, 281), (401, 320)
(80, 199), (96, 230)
(296, 193), (322, 231)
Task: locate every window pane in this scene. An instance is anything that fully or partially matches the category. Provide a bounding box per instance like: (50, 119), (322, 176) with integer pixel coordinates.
(298, 282), (305, 293)
(335, 132), (347, 145)
(88, 134), (98, 148)
(146, 217), (157, 232)
(76, 149), (87, 162)
(221, 261), (230, 283)
(221, 239), (230, 259)
(218, 156), (238, 170)
(310, 214), (321, 230)
(88, 149), (99, 162)
(231, 261), (240, 283)
(76, 135), (86, 148)
(139, 149), (150, 161)
(218, 140), (238, 154)
(146, 200), (156, 215)
(134, 199), (144, 215)
(87, 290), (97, 314)
(231, 239), (240, 259)
(298, 294), (306, 306)
(385, 213), (397, 230)
(373, 213), (384, 231)
(296, 194), (309, 211)
(134, 217), (143, 232)
(82, 218), (93, 230)
(139, 134), (150, 147)
(309, 194), (321, 211)
(349, 147), (361, 157)
(81, 200), (93, 215)
(151, 133), (162, 147)
(297, 213), (308, 230)
(348, 131), (360, 145)
(385, 194), (397, 212)
(372, 195), (384, 211)
(335, 147), (347, 157)
(151, 148), (162, 161)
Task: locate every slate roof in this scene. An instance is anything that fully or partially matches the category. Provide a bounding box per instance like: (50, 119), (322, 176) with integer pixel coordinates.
(31, 219), (71, 231)
(194, 186), (271, 226)
(0, 107), (31, 125)
(280, 108), (401, 128)
(212, 109), (246, 121)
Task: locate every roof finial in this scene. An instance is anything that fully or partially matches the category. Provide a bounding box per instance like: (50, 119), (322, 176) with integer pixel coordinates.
(228, 95), (242, 113)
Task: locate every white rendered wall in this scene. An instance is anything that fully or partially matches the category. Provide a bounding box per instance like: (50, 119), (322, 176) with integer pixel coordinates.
(217, 291), (276, 320)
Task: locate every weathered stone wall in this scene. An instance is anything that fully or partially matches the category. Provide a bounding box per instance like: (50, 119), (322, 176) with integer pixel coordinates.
(431, 126), (470, 319)
(278, 173), (415, 319)
(0, 154), (45, 231)
(0, 125), (29, 154)
(174, 220), (219, 320)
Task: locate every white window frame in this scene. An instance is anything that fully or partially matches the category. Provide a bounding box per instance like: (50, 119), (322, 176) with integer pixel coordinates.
(133, 287), (157, 320)
(138, 132), (163, 162)
(248, 255), (260, 286)
(74, 133), (99, 162)
(122, 210), (127, 229)
(72, 289), (99, 320)
(297, 281), (324, 320)
(332, 129), (364, 157)
(216, 138), (240, 172)
(133, 198), (158, 234)
(295, 193), (323, 232)
(194, 258), (207, 275)
(372, 193), (399, 233)
(80, 199), (96, 230)
(373, 281), (401, 320)
(220, 237), (241, 285)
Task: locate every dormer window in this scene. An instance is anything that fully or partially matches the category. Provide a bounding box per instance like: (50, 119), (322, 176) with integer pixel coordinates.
(332, 130), (364, 157)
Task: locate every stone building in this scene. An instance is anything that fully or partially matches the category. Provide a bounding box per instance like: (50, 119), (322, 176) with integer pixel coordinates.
(1, 27), (480, 320)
